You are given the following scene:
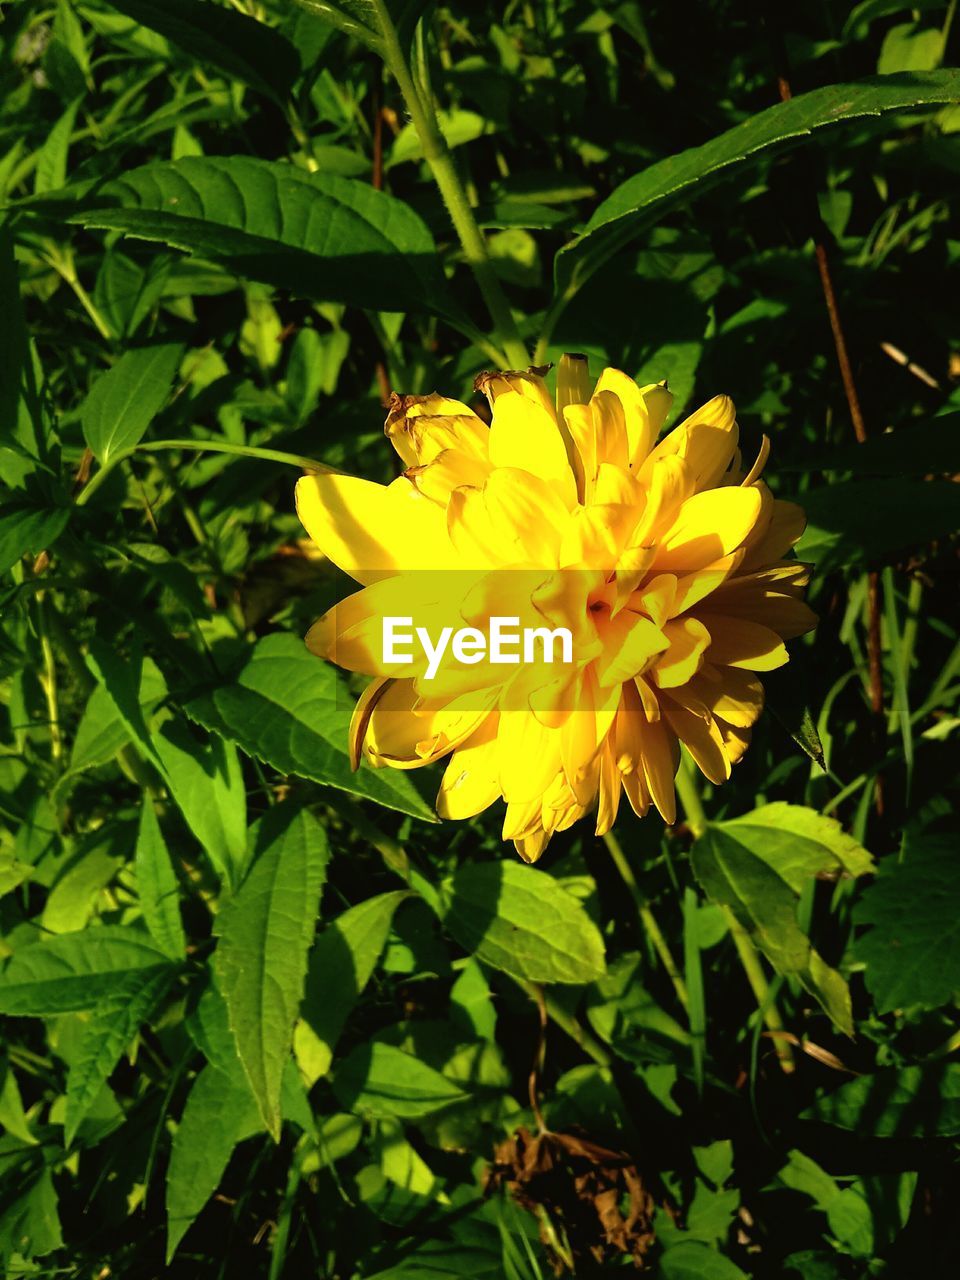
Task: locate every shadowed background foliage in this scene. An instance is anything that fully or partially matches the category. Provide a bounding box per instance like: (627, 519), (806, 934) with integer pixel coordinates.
(1, 1), (959, 1276)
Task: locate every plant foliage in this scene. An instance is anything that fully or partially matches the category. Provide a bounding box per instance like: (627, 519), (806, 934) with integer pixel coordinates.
(0, 1), (959, 1276)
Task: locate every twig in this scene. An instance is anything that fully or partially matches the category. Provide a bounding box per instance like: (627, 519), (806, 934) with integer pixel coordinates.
(768, 27), (885, 813)
(527, 983), (549, 1134)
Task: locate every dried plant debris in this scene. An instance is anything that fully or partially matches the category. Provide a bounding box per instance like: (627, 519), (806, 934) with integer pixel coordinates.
(487, 1127), (657, 1273)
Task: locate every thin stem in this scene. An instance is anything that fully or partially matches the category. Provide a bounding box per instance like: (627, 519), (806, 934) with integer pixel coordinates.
(45, 246), (114, 342)
(515, 978), (612, 1069)
(675, 753), (795, 1074)
(769, 39), (885, 815)
(527, 983), (549, 1133)
(35, 594), (62, 763)
(673, 753), (707, 837)
(722, 906), (795, 1074)
(602, 830), (688, 1010)
(75, 439), (333, 508)
(370, 0), (529, 368)
(940, 0), (959, 65)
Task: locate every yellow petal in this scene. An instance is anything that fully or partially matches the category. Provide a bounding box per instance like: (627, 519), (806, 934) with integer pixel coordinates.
(366, 681), (492, 768)
(654, 487), (762, 573)
(349, 676), (395, 770)
(689, 665), (764, 728)
(488, 390), (577, 507)
(436, 716), (500, 819)
(651, 617), (711, 689)
(590, 389), (628, 469)
(622, 766), (651, 817)
(611, 542), (658, 617)
(594, 611), (669, 686)
(633, 455), (693, 545)
(497, 708), (563, 803)
(594, 369), (672, 468)
(385, 393), (488, 467)
(595, 740), (621, 836)
(696, 613), (788, 671)
(306, 576), (465, 676)
(675, 395), (739, 489)
(296, 473), (460, 584)
(514, 828), (551, 864)
(741, 492), (806, 571)
(563, 401), (595, 501)
(636, 708), (678, 823)
(661, 693), (730, 785)
(637, 573), (677, 629)
(669, 551), (743, 615)
(706, 576), (818, 640)
(476, 367), (555, 420)
(408, 448), (492, 505)
(593, 462), (644, 507)
(556, 353), (593, 414)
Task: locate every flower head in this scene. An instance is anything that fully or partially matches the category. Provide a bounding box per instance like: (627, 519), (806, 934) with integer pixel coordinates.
(296, 357), (815, 861)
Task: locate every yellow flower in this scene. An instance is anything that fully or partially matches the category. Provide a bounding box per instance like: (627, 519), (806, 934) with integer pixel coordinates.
(296, 356), (815, 861)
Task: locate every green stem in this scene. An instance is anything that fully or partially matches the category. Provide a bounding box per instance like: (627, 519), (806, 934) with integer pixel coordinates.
(722, 906), (795, 1074)
(514, 978), (612, 1069)
(45, 245), (114, 342)
(675, 753), (795, 1074)
(673, 753), (707, 837)
(35, 593), (62, 763)
(75, 439), (332, 508)
(370, 0), (529, 368)
(603, 830), (688, 1010)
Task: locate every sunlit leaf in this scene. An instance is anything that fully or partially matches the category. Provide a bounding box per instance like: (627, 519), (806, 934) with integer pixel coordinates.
(213, 803), (330, 1140)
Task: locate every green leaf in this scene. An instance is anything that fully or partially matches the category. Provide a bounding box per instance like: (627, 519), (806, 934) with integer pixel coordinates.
(804, 1064), (960, 1137)
(333, 1042), (467, 1119)
(0, 491), (70, 576)
(0, 1169), (62, 1264)
(796, 479), (960, 570)
(34, 98), (80, 196)
(61, 655), (167, 783)
(691, 807), (873, 1034)
(213, 803), (330, 1140)
(165, 1064), (262, 1262)
(85, 641), (165, 770)
(787, 413), (960, 476)
(101, 0), (300, 104)
(80, 342), (183, 463)
(58, 157), (456, 318)
(153, 720), (247, 888)
(440, 861), (606, 985)
(184, 632), (436, 822)
(296, 890), (410, 1084)
(854, 836), (960, 1013)
(0, 229), (45, 463)
(40, 832), (124, 934)
(134, 800), (187, 961)
(659, 1241), (749, 1279)
(555, 71), (960, 301)
(64, 965), (175, 1145)
(720, 803), (875, 893)
(0, 855), (32, 897)
(0, 925), (173, 1015)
